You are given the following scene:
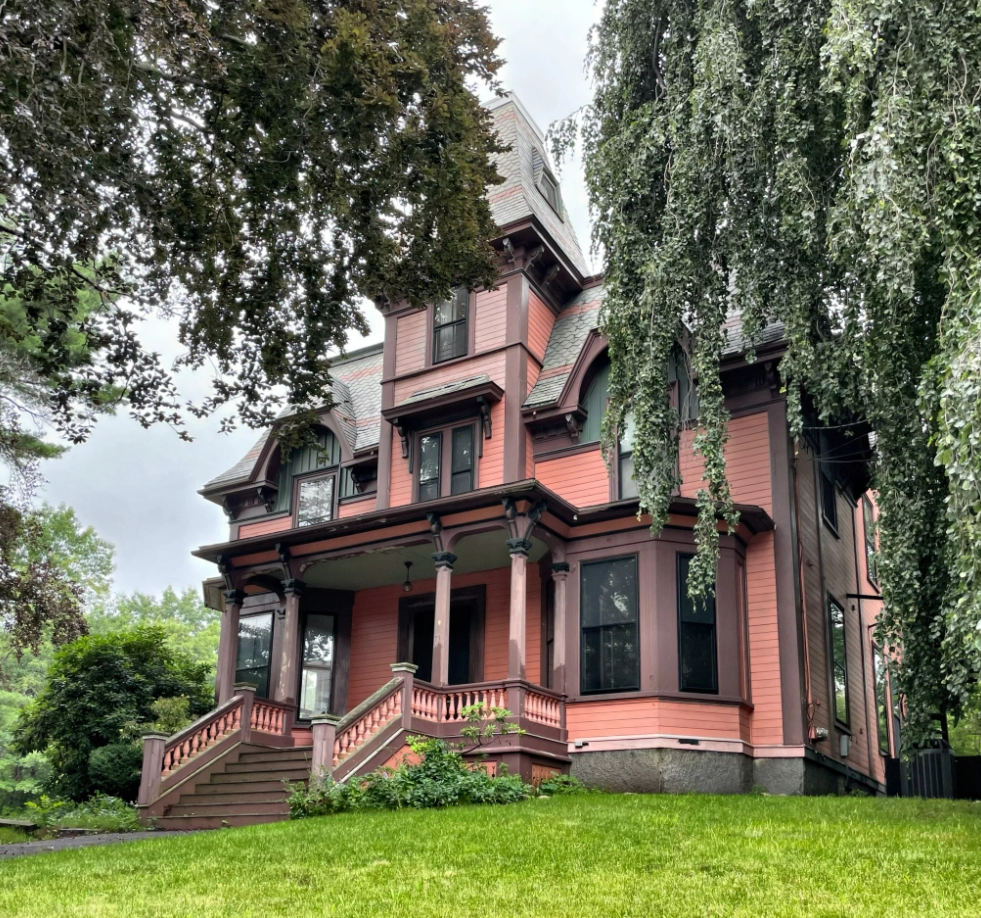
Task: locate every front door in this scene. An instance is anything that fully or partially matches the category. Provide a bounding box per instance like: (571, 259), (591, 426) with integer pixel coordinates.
(398, 587), (485, 685)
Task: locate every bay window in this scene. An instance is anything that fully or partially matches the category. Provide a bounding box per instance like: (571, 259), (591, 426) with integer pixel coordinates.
(580, 556), (639, 694)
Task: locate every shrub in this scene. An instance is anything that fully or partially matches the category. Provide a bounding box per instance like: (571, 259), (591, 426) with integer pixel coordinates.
(13, 627), (212, 801)
(536, 774), (587, 796)
(88, 743), (143, 801)
(26, 794), (140, 833)
(289, 736), (530, 819)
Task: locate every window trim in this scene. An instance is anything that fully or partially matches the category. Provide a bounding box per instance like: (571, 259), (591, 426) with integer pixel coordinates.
(579, 554), (641, 696)
(296, 611), (337, 721)
(292, 469), (338, 528)
(873, 642), (890, 757)
(432, 288), (471, 365)
(235, 610), (275, 700)
(414, 421), (478, 502)
(537, 169), (564, 219)
(863, 494), (879, 586)
(821, 471), (840, 537)
(827, 594), (850, 728)
(676, 553), (719, 695)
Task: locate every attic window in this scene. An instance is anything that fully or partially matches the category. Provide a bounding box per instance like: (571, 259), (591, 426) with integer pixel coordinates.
(538, 170), (563, 218)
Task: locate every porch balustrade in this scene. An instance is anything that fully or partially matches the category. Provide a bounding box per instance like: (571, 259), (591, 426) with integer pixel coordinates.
(410, 678), (565, 730)
(332, 684), (403, 766)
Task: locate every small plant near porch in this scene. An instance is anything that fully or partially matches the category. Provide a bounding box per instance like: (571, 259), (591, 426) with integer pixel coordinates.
(289, 705), (531, 818)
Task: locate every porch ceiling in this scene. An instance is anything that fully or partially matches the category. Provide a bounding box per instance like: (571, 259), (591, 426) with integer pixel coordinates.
(302, 530), (550, 592)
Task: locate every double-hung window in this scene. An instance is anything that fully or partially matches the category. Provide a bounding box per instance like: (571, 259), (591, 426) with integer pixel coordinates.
(296, 475), (335, 527)
(235, 612), (274, 698)
(433, 288), (469, 363)
(619, 411), (638, 500)
(821, 472), (839, 534)
(829, 596), (849, 725)
(873, 644), (890, 755)
(677, 554), (718, 693)
(863, 495), (879, 584)
(417, 424), (476, 502)
(580, 556), (640, 694)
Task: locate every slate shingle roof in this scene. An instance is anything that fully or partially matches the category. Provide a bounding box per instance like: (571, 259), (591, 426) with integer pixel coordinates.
(398, 375), (492, 407)
(202, 345), (383, 492)
(486, 95), (590, 279)
(523, 285), (605, 409)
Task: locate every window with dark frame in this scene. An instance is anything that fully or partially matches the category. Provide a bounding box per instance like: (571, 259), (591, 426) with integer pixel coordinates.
(450, 426), (474, 495)
(298, 614), (335, 720)
(580, 556), (640, 695)
(433, 287), (469, 364)
(873, 644), (890, 755)
(296, 474), (335, 527)
(821, 472), (838, 533)
(235, 612), (273, 698)
(619, 411), (638, 500)
(539, 170), (563, 215)
(863, 495), (879, 584)
(828, 596), (849, 725)
(677, 554), (718, 694)
(418, 433), (441, 502)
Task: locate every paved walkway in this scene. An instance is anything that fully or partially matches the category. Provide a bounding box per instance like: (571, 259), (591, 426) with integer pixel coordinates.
(0, 831), (199, 860)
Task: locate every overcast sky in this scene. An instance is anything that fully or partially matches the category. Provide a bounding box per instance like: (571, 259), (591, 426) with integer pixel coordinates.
(40, 0), (603, 598)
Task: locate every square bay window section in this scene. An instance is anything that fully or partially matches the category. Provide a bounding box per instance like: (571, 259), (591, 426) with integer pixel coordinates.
(580, 556), (640, 695)
(299, 614), (335, 720)
(236, 612), (273, 698)
(297, 475), (335, 527)
(418, 433), (442, 502)
(451, 426), (474, 495)
(677, 554), (718, 694)
(433, 288), (469, 364)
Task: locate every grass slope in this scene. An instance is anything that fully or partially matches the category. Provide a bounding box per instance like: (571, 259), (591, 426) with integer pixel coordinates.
(1, 795), (979, 917)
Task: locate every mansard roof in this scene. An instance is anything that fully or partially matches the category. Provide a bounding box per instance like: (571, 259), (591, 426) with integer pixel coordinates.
(485, 94), (590, 279)
(202, 344), (383, 493)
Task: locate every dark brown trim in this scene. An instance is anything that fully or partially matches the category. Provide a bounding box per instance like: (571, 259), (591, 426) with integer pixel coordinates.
(768, 401), (806, 747)
(534, 440), (603, 462)
(384, 379), (503, 426)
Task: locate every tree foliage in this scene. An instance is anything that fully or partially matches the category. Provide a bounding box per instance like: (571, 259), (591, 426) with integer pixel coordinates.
(555, 0), (981, 739)
(0, 0), (503, 442)
(14, 627), (212, 800)
(88, 587), (220, 674)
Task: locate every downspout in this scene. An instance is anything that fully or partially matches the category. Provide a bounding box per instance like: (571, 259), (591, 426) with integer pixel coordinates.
(793, 443), (816, 744)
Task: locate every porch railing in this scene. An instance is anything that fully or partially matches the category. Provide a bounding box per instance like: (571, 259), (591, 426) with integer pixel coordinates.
(137, 686), (295, 807)
(411, 678), (565, 731)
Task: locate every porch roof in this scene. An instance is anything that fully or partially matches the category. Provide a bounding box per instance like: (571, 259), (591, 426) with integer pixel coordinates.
(193, 479), (774, 566)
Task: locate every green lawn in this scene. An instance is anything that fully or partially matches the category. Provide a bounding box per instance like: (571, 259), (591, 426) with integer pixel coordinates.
(1, 795), (979, 917)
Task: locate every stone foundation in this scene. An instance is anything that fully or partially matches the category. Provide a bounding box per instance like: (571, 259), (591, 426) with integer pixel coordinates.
(570, 748), (882, 796)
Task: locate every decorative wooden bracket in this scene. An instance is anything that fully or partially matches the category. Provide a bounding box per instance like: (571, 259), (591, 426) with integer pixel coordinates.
(392, 417), (409, 460)
(427, 512), (445, 553)
(477, 396), (493, 442)
(221, 497), (236, 521)
(256, 485), (277, 513)
(502, 237), (516, 264)
(276, 542), (293, 581)
(565, 413), (582, 442)
(541, 263), (561, 290)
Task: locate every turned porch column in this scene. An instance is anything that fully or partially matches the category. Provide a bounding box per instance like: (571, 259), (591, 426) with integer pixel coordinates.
(275, 579), (306, 704)
(551, 562), (570, 694)
(507, 538), (532, 681)
(431, 552), (457, 687)
(216, 590), (245, 705)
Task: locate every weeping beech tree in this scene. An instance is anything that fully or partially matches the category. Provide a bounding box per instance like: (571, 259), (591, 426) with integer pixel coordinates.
(552, 0), (981, 741)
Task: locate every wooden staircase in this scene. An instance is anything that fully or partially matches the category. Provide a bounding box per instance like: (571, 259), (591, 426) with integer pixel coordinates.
(138, 666), (568, 831)
(153, 745), (311, 830)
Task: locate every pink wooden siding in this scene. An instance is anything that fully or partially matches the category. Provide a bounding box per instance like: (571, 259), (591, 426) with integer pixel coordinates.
(239, 516), (291, 539)
(528, 291), (555, 362)
(338, 497), (376, 519)
(395, 309), (426, 375)
(566, 697), (744, 740)
(474, 287), (507, 352)
(393, 352), (506, 405)
(389, 428), (414, 508)
(347, 566), (536, 711)
(534, 448), (610, 507)
(679, 411), (772, 513)
(746, 532), (784, 745)
(480, 399), (506, 488)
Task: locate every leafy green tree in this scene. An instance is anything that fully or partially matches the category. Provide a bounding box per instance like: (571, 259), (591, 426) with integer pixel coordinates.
(0, 0), (504, 443)
(556, 0), (981, 741)
(88, 587), (220, 675)
(14, 628), (212, 800)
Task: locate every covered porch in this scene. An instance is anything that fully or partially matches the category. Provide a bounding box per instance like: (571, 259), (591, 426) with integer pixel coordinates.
(210, 498), (574, 782)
